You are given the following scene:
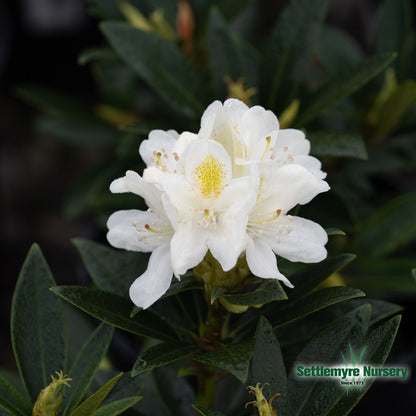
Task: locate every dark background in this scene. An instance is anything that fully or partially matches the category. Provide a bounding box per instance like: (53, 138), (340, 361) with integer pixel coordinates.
(1, 0), (415, 414)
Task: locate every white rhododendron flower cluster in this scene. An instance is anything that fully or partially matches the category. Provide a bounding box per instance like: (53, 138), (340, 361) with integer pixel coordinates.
(107, 99), (330, 309)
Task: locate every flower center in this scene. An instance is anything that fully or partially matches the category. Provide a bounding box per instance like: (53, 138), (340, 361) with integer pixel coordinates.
(192, 153), (227, 200)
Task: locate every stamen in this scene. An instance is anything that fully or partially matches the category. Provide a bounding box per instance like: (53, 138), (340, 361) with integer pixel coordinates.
(260, 136), (271, 160)
(253, 209), (281, 225)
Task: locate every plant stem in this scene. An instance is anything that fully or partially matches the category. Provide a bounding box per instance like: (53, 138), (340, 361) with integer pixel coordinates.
(197, 365), (217, 408)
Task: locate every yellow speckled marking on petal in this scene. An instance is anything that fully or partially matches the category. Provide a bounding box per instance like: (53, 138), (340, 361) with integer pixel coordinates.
(192, 153), (227, 199)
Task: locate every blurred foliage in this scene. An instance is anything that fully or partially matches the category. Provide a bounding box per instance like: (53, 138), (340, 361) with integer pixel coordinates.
(7, 0), (416, 414)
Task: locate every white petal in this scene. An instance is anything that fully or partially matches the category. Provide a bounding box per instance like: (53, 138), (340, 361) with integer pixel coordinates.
(170, 224), (207, 275)
(293, 155), (327, 179)
(240, 105), (279, 160)
(199, 100), (222, 140)
(110, 177), (128, 193)
(183, 139), (232, 200)
(257, 164), (329, 213)
(139, 129), (177, 168)
(271, 216), (328, 263)
(274, 129), (310, 156)
(129, 244), (173, 309)
(107, 210), (171, 252)
(245, 236), (293, 287)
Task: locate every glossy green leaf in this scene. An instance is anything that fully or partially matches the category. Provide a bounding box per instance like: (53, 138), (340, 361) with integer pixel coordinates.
(194, 339), (255, 383)
(249, 317), (287, 416)
(0, 371), (25, 399)
(289, 254), (356, 297)
(101, 22), (205, 118)
(325, 228), (346, 236)
(296, 53), (396, 126)
(193, 406), (228, 416)
(262, 0), (328, 110)
(208, 8), (257, 97)
(308, 131), (367, 159)
(213, 280), (287, 308)
(36, 115), (116, 147)
(326, 315), (401, 416)
(0, 376), (32, 416)
(51, 286), (178, 341)
(287, 304), (371, 416)
(62, 324), (114, 415)
(132, 342), (198, 376)
(69, 373), (122, 416)
(268, 287), (365, 329)
(72, 238), (147, 297)
(11, 244), (66, 402)
(356, 191), (416, 257)
(92, 396), (142, 416)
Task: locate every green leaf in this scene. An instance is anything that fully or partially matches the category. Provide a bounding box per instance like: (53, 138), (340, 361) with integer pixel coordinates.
(72, 238), (147, 297)
(51, 286), (178, 341)
(325, 228), (346, 236)
(11, 244), (66, 402)
(326, 315), (401, 415)
(0, 376), (32, 416)
(207, 8), (257, 97)
(132, 342), (198, 376)
(69, 373), (123, 416)
(289, 254), (356, 297)
(346, 257), (416, 293)
(307, 131), (367, 159)
(249, 317), (287, 416)
(296, 53), (396, 126)
(36, 116), (116, 147)
(376, 0), (413, 80)
(92, 396), (141, 416)
(372, 80), (416, 138)
(100, 22), (205, 118)
(356, 191), (416, 257)
(315, 25), (363, 74)
(287, 304), (371, 416)
(193, 406), (228, 416)
(194, 340), (255, 383)
(262, 0), (328, 110)
(62, 324), (114, 415)
(268, 287), (365, 329)
(213, 280), (287, 308)
(78, 47), (118, 65)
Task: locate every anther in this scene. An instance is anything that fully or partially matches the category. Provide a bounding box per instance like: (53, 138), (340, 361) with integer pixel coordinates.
(260, 136), (272, 160)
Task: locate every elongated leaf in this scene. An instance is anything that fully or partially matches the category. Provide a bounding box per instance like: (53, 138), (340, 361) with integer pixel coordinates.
(326, 315), (401, 416)
(287, 305), (371, 416)
(132, 342), (198, 376)
(193, 406), (227, 416)
(69, 373), (122, 416)
(307, 131), (367, 159)
(194, 340), (255, 383)
(51, 286), (178, 341)
(78, 48), (118, 65)
(11, 244), (66, 402)
(62, 324), (114, 415)
(262, 0), (328, 110)
(0, 376), (32, 416)
(268, 287), (365, 329)
(289, 254), (356, 297)
(376, 0), (413, 79)
(92, 396), (141, 416)
(356, 191), (416, 257)
(212, 279), (287, 308)
(72, 239), (147, 297)
(208, 8), (257, 97)
(36, 116), (116, 147)
(249, 317), (287, 416)
(296, 53), (396, 126)
(101, 22), (205, 118)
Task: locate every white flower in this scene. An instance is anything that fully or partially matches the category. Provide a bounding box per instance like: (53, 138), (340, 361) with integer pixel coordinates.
(107, 170), (176, 309)
(198, 99), (330, 287)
